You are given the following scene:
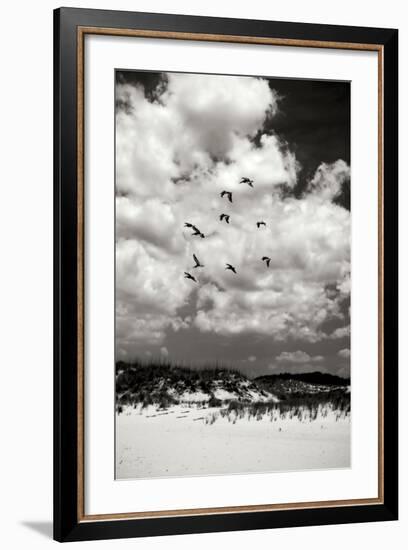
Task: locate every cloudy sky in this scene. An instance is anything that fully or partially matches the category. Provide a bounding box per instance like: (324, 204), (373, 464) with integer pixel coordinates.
(115, 70), (351, 378)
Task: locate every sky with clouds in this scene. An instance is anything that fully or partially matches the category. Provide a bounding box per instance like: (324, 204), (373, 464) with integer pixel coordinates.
(115, 70), (351, 378)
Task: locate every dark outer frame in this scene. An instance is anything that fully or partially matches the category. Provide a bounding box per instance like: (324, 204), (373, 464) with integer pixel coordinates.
(54, 7), (398, 542)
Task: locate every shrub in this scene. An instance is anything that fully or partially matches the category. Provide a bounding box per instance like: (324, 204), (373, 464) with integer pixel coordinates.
(208, 395), (222, 407)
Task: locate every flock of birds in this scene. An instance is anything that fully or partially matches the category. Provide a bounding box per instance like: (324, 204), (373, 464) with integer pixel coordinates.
(183, 177), (272, 283)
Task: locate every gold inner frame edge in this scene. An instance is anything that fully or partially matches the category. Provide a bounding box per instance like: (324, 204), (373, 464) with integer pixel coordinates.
(76, 26), (384, 522)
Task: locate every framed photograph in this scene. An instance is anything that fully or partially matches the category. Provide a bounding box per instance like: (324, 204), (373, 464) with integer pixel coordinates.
(54, 7), (398, 542)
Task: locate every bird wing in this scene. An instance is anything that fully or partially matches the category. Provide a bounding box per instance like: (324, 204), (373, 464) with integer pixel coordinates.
(228, 193), (232, 202)
(193, 254), (199, 265)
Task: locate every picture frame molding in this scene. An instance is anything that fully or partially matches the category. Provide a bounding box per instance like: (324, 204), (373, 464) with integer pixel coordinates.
(54, 7), (398, 542)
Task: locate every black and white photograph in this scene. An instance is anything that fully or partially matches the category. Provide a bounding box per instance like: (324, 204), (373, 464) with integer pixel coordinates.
(115, 69), (351, 480)
(0, 0), (401, 546)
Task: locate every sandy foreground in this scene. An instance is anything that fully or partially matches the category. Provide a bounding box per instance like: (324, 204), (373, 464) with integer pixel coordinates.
(116, 404), (350, 480)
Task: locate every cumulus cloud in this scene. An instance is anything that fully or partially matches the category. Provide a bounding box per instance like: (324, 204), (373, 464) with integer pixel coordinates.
(160, 346), (169, 358)
(162, 73), (278, 159)
(276, 351), (324, 363)
(306, 160), (350, 202)
(115, 72), (351, 359)
(338, 348), (351, 359)
(330, 326), (351, 339)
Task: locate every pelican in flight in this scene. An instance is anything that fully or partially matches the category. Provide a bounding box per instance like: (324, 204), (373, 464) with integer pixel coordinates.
(193, 254), (204, 268)
(240, 177), (254, 187)
(192, 228), (205, 238)
(220, 190), (233, 203)
(225, 263), (237, 274)
(184, 272), (197, 283)
(262, 256), (271, 267)
(184, 222), (205, 238)
(219, 213), (230, 224)
(256, 221), (266, 228)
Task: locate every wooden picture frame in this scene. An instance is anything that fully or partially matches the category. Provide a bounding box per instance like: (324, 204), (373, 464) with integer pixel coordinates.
(54, 7), (398, 542)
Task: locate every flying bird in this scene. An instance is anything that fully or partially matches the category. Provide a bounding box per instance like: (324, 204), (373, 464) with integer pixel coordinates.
(184, 272), (197, 283)
(193, 254), (204, 268)
(185, 222), (205, 238)
(219, 213), (230, 224)
(256, 221), (266, 228)
(240, 177), (254, 187)
(262, 256), (271, 267)
(184, 222), (200, 233)
(220, 191), (233, 203)
(225, 263), (237, 274)
(192, 228), (205, 238)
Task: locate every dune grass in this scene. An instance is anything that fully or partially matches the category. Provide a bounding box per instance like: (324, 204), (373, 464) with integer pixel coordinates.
(116, 359), (350, 421)
(116, 359), (248, 409)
